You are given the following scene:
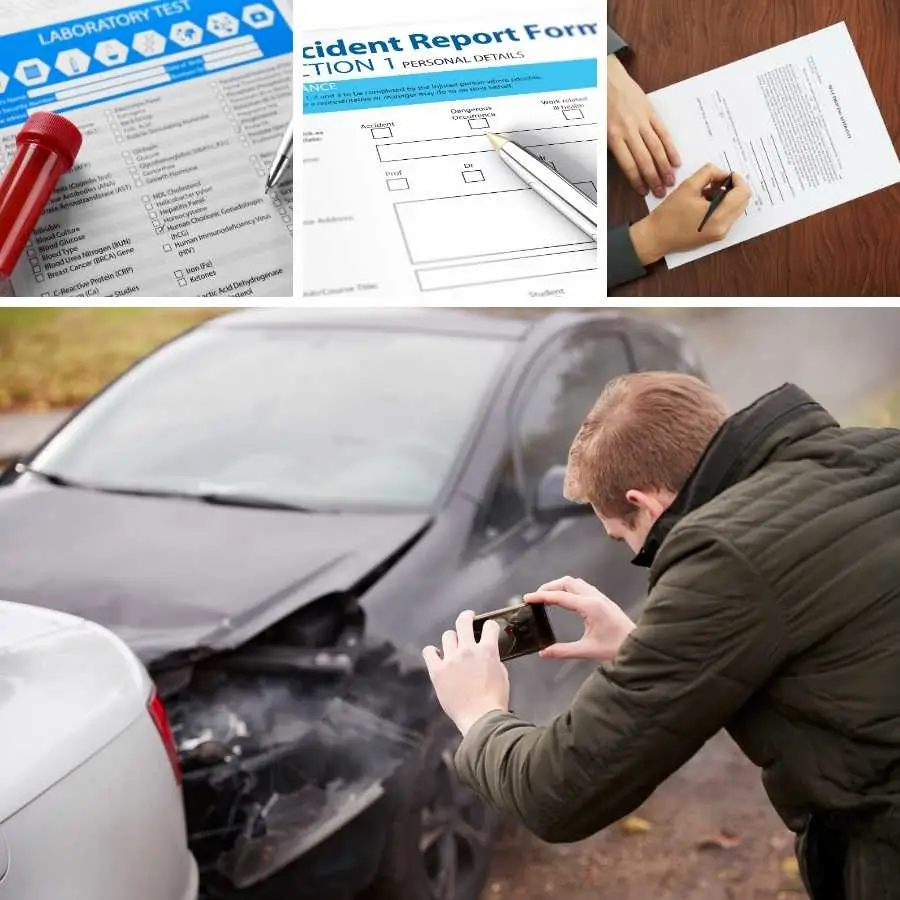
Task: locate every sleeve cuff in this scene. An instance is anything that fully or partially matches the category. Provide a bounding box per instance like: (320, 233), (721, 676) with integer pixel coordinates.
(607, 224), (647, 288)
(607, 25), (628, 56)
(453, 709), (518, 785)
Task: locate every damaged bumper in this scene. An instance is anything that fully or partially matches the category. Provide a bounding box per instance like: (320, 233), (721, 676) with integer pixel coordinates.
(163, 636), (436, 893)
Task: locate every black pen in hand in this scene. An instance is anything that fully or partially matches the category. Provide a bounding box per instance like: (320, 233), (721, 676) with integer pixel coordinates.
(697, 172), (735, 232)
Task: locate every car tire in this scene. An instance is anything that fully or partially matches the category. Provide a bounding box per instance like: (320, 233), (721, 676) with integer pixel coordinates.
(364, 718), (499, 900)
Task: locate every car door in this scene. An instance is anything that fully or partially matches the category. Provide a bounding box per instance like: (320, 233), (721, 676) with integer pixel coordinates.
(459, 323), (647, 723)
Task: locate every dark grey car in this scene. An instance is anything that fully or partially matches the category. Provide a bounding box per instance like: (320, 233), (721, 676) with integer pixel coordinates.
(0, 309), (705, 900)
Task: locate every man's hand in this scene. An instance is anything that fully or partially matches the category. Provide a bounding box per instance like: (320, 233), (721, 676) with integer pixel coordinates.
(629, 164), (752, 265)
(524, 576), (636, 662)
(422, 609), (510, 737)
(608, 54), (681, 198)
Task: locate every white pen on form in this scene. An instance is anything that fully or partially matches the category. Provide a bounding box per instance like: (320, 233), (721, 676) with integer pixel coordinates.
(487, 132), (597, 240)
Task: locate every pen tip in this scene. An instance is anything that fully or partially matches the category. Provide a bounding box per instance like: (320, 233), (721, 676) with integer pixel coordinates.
(486, 132), (506, 150)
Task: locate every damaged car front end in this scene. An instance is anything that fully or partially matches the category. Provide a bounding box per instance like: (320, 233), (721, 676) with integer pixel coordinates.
(155, 593), (438, 898)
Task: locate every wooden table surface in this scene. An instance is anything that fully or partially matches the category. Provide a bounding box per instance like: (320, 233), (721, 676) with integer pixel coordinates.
(607, 0), (900, 297)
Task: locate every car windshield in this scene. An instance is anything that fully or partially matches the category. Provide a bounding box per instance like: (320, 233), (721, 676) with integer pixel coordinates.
(30, 324), (513, 510)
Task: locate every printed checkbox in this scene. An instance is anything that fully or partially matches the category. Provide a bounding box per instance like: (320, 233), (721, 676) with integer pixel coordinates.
(386, 177), (409, 191)
(163, 243), (172, 252)
(174, 269), (184, 278)
(35, 275), (44, 283)
(563, 108), (584, 120)
(141, 195), (149, 202)
(116, 137), (123, 143)
(41, 292), (50, 297)
(371, 126), (392, 139)
(468, 117), (489, 129)
(177, 279), (187, 287)
(150, 212), (159, 219)
(144, 202), (153, 210)
(462, 169), (485, 183)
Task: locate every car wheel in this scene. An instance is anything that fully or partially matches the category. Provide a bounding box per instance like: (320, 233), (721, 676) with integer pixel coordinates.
(365, 719), (499, 900)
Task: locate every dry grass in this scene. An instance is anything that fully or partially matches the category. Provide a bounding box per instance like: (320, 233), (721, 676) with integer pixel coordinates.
(0, 308), (228, 411)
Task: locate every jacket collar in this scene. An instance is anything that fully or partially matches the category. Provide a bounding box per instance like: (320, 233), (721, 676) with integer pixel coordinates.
(632, 383), (836, 568)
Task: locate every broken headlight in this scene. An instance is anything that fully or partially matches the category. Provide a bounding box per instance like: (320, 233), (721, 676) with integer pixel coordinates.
(164, 606), (435, 890)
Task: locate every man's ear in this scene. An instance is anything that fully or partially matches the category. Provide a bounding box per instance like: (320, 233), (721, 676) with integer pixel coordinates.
(625, 489), (665, 521)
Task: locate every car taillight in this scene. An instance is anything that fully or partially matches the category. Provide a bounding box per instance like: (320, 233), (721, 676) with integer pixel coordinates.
(148, 688), (182, 787)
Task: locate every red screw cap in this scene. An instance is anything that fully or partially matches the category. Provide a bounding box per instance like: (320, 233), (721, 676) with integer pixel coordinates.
(17, 112), (83, 171)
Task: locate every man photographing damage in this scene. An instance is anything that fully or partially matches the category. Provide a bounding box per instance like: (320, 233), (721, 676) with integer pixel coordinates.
(422, 372), (900, 899)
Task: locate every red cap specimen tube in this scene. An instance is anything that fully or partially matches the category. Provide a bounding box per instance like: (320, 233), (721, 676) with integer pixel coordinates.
(0, 112), (83, 279)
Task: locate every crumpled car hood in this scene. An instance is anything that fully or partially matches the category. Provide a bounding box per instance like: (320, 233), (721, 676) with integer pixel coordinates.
(0, 483), (430, 665)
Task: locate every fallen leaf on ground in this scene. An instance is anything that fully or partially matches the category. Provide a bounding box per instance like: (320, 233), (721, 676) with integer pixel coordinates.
(621, 815), (653, 834)
(780, 856), (800, 880)
(697, 830), (742, 851)
(769, 833), (791, 851)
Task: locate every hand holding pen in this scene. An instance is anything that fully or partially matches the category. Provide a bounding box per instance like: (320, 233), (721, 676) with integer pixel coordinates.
(698, 171), (735, 231)
(629, 163), (751, 266)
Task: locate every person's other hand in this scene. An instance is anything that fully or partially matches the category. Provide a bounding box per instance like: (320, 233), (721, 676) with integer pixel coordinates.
(629, 164), (752, 265)
(608, 54), (681, 198)
(523, 576), (636, 662)
(422, 609), (510, 736)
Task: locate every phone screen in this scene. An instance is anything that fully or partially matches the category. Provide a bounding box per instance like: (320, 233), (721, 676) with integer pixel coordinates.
(472, 601), (556, 661)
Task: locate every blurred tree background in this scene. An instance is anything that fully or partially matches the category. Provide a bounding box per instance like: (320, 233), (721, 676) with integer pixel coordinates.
(0, 309), (227, 411)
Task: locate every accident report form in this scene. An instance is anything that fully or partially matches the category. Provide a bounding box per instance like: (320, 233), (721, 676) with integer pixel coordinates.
(0, 0), (292, 298)
(302, 13), (599, 300)
(645, 22), (900, 270)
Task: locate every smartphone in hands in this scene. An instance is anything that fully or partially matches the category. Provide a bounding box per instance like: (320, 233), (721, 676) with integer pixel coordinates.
(472, 600), (556, 662)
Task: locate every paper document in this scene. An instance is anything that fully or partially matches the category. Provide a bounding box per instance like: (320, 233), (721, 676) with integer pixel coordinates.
(302, 12), (598, 300)
(644, 22), (900, 269)
(0, 0), (292, 298)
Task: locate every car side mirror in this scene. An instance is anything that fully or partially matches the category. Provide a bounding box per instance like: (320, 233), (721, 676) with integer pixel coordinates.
(533, 465), (591, 523)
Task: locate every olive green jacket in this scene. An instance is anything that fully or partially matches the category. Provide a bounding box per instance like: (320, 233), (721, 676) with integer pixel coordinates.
(455, 384), (900, 898)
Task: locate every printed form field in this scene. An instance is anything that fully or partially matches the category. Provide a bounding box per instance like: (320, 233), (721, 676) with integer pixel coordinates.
(378, 123), (597, 290)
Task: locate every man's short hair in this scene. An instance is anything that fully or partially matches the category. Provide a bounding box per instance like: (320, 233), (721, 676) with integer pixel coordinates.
(565, 371), (729, 521)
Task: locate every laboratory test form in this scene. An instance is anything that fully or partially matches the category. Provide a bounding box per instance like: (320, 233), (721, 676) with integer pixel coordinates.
(302, 11), (599, 301)
(0, 0), (292, 298)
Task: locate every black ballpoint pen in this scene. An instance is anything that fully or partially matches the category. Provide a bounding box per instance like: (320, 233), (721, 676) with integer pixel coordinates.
(697, 172), (734, 232)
